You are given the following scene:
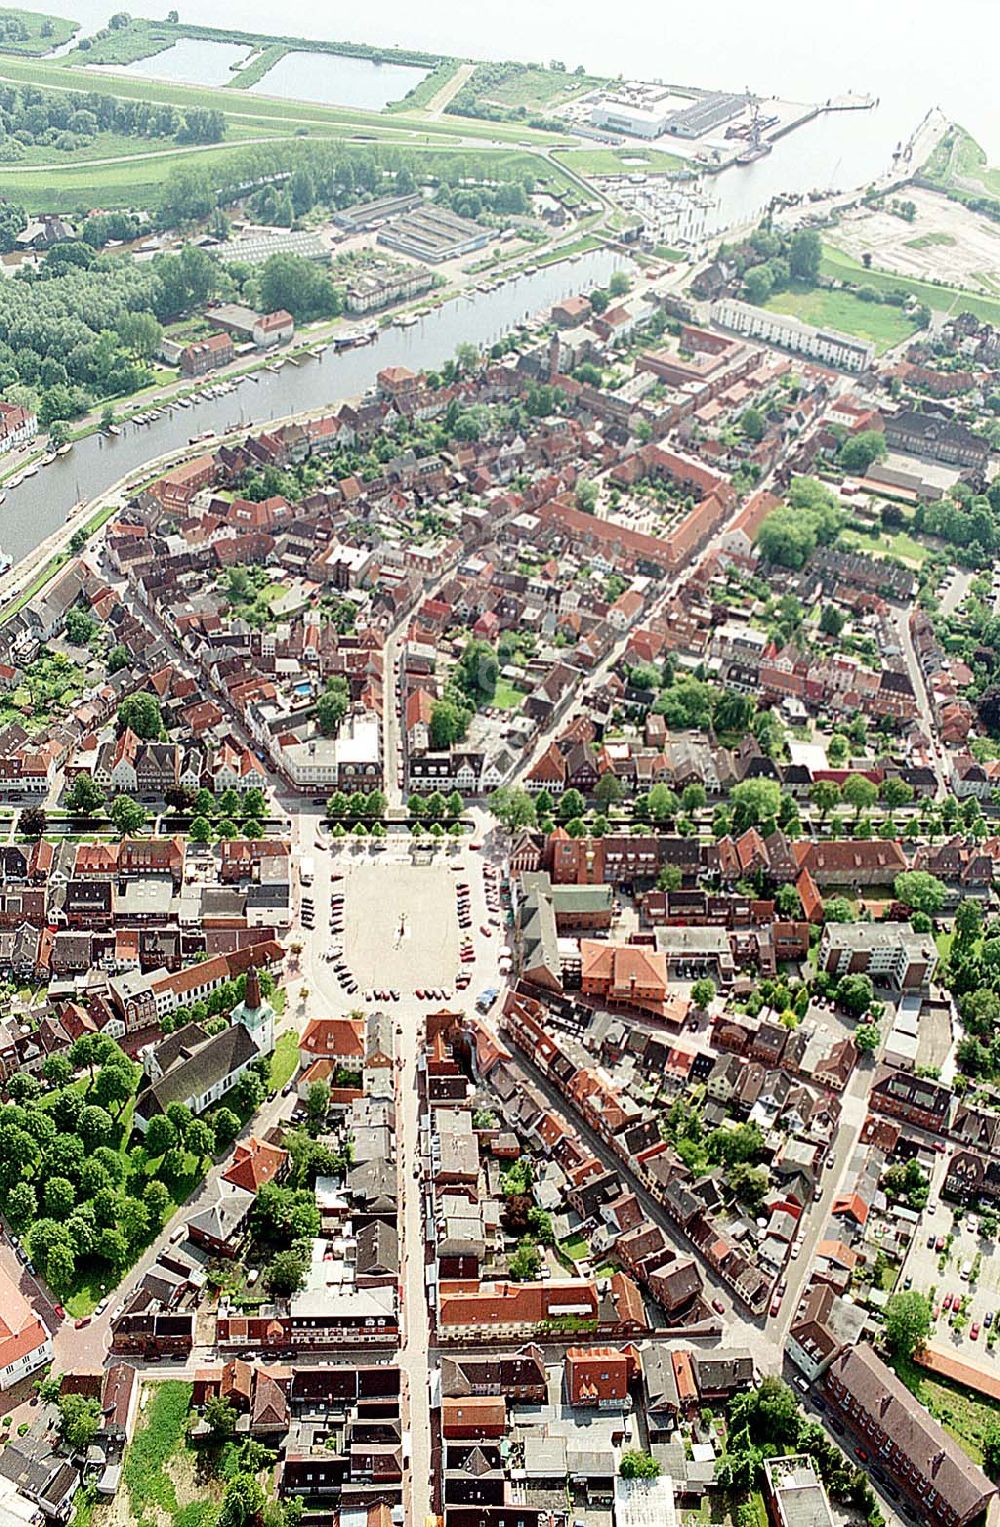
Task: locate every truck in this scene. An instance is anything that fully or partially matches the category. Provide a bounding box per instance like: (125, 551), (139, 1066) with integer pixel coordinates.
(300, 854), (315, 887)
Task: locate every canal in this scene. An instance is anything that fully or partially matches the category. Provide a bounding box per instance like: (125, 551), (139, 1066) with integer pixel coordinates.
(0, 246), (626, 568)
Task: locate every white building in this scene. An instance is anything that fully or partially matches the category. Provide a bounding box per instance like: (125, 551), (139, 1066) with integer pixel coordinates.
(0, 1266), (53, 1390)
(613, 1474), (678, 1527)
(711, 298), (875, 372)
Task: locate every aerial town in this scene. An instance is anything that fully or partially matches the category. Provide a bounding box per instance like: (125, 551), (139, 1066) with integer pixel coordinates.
(0, 8), (997, 1527)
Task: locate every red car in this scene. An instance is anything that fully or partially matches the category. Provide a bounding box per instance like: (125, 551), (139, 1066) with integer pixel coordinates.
(53, 1304), (65, 1320)
(972, 1322), (981, 1340)
(415, 989), (425, 999)
(770, 1296), (781, 1317)
(711, 1298), (725, 1316)
(943, 1293), (953, 1310)
(856, 1447), (869, 1463)
(74, 1316), (91, 1329)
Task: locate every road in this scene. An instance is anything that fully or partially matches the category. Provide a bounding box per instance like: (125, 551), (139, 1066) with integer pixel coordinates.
(425, 60), (475, 119)
(892, 598), (948, 799)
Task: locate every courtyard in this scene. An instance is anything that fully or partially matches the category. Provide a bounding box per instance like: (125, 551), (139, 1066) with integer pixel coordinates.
(340, 855), (461, 991)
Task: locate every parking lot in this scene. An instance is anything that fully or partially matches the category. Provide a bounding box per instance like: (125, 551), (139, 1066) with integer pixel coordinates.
(901, 1165), (1000, 1354)
(338, 855), (462, 992)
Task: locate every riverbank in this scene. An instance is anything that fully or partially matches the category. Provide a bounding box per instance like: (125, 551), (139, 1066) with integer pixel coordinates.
(0, 245), (628, 582)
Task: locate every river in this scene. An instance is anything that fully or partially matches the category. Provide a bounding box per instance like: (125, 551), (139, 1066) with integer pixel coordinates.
(22, 0), (1000, 163)
(0, 248), (625, 566)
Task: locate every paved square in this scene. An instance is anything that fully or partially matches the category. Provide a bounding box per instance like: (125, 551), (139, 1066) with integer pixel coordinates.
(342, 858), (460, 989)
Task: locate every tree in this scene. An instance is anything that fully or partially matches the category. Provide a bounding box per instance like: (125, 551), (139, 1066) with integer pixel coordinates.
(955, 898), (984, 949)
(842, 773), (877, 819)
(430, 699), (470, 750)
(884, 1289), (933, 1358)
(145, 1114), (177, 1157)
(855, 1022), (881, 1053)
(66, 773), (105, 815)
(881, 776), (914, 812)
(657, 863), (682, 893)
(894, 870), (947, 917)
(983, 1418), (1000, 1481)
(508, 1239), (542, 1281)
(691, 978), (716, 1011)
(218, 1473), (266, 1527)
(839, 430), (887, 475)
(774, 882), (801, 918)
(110, 794), (147, 837)
(306, 1080), (330, 1132)
(744, 264), (774, 304)
(789, 228), (821, 283)
(144, 1179), (170, 1224)
(819, 603), (844, 637)
(576, 478), (599, 513)
(557, 788), (586, 822)
(7, 1182), (36, 1229)
(647, 783), (680, 823)
(186, 1118), (215, 1162)
(484, 786), (535, 831)
(44, 1176), (76, 1218)
(836, 972), (874, 1016)
(316, 677), (349, 737)
(205, 1395), (238, 1438)
(741, 406), (766, 442)
(233, 1070), (266, 1114)
(730, 777), (782, 829)
(595, 772), (623, 808)
(681, 782), (707, 813)
(117, 692), (162, 740)
(252, 1183), (320, 1244)
(810, 779), (841, 820)
(190, 815), (212, 842)
(20, 805), (47, 837)
(58, 1394), (101, 1453)
(727, 1161), (769, 1210)
(265, 1248), (308, 1297)
(619, 1451), (659, 1480)
(212, 1108), (241, 1149)
(824, 895), (855, 923)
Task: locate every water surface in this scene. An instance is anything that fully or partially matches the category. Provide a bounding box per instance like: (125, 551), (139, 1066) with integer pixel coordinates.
(248, 49), (429, 110)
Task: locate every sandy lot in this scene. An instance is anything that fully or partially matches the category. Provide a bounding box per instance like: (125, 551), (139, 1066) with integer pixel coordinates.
(343, 858), (460, 989)
(832, 187), (1000, 295)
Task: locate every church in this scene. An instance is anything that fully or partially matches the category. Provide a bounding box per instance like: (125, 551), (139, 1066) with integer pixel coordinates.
(133, 966), (276, 1132)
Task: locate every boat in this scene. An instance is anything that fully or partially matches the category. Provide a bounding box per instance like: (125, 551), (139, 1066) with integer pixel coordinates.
(6, 472), (23, 489)
(0, 492), (6, 505)
(22, 463), (38, 476)
(107, 424), (121, 437)
(736, 141), (772, 164)
(393, 313), (418, 328)
(41, 452), (56, 466)
(57, 443), (73, 455)
(177, 397), (191, 409)
(0, 551), (11, 576)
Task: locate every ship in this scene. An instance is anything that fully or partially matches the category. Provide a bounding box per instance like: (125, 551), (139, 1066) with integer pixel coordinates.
(735, 91), (773, 165)
(0, 549), (13, 575)
(736, 140), (773, 164)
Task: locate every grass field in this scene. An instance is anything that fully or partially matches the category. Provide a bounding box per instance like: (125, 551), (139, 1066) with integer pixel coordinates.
(0, 6), (77, 54)
(893, 1353), (1000, 1466)
(477, 64), (603, 110)
(0, 51), (562, 146)
(839, 527), (932, 567)
(905, 230), (957, 249)
(492, 679), (526, 711)
(268, 1030), (298, 1091)
(923, 124), (1000, 201)
(554, 145), (685, 176)
(68, 17), (179, 66)
(821, 243), (1000, 328)
(763, 282), (919, 353)
(123, 1381), (196, 1522)
(226, 42), (288, 90)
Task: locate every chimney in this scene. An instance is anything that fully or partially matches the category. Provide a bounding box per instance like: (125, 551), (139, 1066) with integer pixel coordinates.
(244, 965), (261, 1011)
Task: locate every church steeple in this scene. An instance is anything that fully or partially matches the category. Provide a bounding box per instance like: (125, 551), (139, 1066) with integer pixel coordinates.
(232, 964), (274, 1056)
